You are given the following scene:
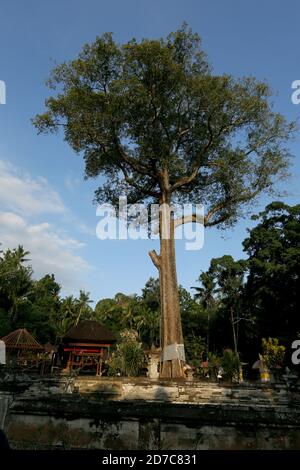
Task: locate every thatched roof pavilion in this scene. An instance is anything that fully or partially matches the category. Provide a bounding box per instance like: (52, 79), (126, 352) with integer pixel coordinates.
(63, 320), (116, 345)
(1, 328), (44, 351)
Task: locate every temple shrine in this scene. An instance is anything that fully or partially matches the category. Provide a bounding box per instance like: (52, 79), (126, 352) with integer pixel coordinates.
(61, 320), (116, 375)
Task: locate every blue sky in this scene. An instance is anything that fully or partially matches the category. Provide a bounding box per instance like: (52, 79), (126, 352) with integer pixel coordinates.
(0, 0), (299, 303)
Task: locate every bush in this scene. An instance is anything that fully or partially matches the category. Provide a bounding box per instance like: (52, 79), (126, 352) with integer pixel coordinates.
(207, 353), (221, 380)
(262, 337), (285, 369)
(221, 349), (241, 382)
(107, 329), (145, 377)
(184, 333), (206, 367)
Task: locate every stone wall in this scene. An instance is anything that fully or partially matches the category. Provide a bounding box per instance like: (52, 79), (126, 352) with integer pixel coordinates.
(1, 372), (300, 450)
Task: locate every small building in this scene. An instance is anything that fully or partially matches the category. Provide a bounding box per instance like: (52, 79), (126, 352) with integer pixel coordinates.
(1, 328), (44, 366)
(61, 320), (116, 376)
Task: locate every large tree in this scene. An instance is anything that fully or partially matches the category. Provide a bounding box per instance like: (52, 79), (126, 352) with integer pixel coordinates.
(33, 25), (294, 377)
(202, 256), (248, 355)
(243, 202), (300, 343)
(193, 270), (218, 352)
(0, 245), (33, 328)
(26, 274), (61, 343)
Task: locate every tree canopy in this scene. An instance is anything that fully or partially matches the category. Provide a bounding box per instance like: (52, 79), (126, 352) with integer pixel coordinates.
(33, 24), (294, 225)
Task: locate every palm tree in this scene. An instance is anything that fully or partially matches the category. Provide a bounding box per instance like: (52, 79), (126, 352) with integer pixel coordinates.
(74, 290), (93, 325)
(61, 295), (76, 318)
(135, 305), (160, 347)
(53, 296), (77, 342)
(0, 246), (33, 326)
(13, 246), (30, 264)
(192, 271), (217, 352)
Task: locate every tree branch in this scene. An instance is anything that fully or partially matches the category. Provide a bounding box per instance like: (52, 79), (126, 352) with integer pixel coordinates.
(175, 128), (191, 152)
(204, 203), (228, 225)
(244, 133), (280, 157)
(119, 163), (160, 198)
(149, 250), (161, 270)
(112, 134), (156, 177)
(204, 189), (262, 227)
(170, 115), (260, 194)
(174, 213), (204, 229)
(170, 116), (214, 192)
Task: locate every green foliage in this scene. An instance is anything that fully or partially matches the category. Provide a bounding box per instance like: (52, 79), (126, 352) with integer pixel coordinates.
(95, 282), (205, 351)
(95, 291), (160, 346)
(134, 305), (160, 348)
(193, 271), (217, 311)
(0, 245), (95, 344)
(26, 274), (61, 343)
(244, 202), (300, 343)
(33, 25), (294, 227)
(207, 352), (222, 381)
(0, 245), (33, 328)
(221, 349), (241, 382)
(0, 308), (11, 337)
(95, 283), (206, 353)
(1, 199), (298, 368)
(193, 203), (300, 363)
(262, 338), (285, 369)
(194, 255), (248, 354)
(52, 291), (93, 342)
(107, 329), (145, 377)
(32, 24), (295, 370)
(141, 278), (160, 311)
(184, 333), (206, 366)
(76, 290), (94, 324)
(180, 286), (207, 347)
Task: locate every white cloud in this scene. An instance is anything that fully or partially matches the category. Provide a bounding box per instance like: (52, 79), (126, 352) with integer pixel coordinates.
(64, 174), (81, 192)
(0, 211), (90, 292)
(0, 159), (92, 294)
(77, 222), (96, 237)
(0, 160), (65, 215)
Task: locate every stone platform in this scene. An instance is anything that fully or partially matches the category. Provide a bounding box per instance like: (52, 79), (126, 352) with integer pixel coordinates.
(0, 373), (300, 449)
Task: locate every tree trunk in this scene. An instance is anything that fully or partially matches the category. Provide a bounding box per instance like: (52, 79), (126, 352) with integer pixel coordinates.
(149, 193), (185, 379)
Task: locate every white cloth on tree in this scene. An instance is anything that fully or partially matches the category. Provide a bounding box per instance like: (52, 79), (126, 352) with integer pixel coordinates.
(162, 343), (186, 362)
